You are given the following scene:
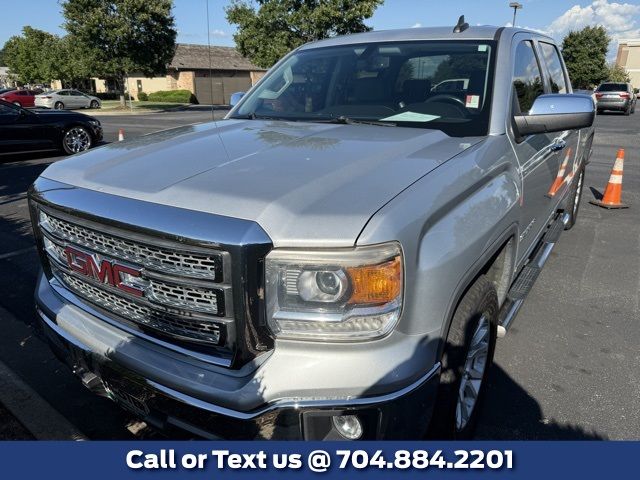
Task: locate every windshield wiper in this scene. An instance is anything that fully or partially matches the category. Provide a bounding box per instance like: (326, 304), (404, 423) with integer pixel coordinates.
(231, 112), (283, 121)
(315, 116), (396, 127)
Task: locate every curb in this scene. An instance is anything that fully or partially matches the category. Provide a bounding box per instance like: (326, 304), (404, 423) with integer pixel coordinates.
(91, 104), (189, 116)
(0, 359), (87, 440)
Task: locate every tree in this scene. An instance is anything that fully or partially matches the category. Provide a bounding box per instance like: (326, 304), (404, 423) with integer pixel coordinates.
(2, 27), (62, 84)
(61, 0), (177, 95)
(226, 0), (384, 68)
(561, 26), (609, 89)
(606, 62), (630, 83)
(0, 47), (5, 67)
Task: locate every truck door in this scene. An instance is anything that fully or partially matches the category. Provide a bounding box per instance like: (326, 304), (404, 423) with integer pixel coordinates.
(508, 39), (562, 264)
(537, 40), (580, 202)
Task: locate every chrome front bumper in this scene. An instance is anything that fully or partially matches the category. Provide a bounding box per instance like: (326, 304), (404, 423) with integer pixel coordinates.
(36, 273), (440, 439)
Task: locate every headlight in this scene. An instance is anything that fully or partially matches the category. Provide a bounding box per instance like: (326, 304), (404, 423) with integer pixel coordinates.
(89, 119), (100, 126)
(265, 242), (403, 341)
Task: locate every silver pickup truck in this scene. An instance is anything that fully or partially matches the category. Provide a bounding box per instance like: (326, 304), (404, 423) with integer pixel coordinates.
(29, 23), (595, 439)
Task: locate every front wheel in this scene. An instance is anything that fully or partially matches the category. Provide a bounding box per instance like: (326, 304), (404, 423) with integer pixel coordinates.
(54, 101), (64, 110)
(62, 126), (92, 154)
(428, 276), (498, 439)
(90, 100), (99, 109)
(564, 166), (585, 230)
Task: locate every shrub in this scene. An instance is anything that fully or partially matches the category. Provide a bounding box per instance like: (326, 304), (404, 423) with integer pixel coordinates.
(147, 89), (195, 103)
(137, 91), (148, 101)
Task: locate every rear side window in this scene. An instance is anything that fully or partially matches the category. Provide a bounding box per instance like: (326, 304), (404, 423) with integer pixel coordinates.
(0, 104), (19, 117)
(512, 41), (544, 113)
(539, 42), (567, 93)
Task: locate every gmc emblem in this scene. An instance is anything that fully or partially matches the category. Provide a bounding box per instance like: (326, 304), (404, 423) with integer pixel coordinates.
(63, 246), (145, 297)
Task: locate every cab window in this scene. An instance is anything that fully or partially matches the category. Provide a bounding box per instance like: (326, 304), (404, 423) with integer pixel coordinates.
(512, 41), (544, 113)
(539, 42), (567, 94)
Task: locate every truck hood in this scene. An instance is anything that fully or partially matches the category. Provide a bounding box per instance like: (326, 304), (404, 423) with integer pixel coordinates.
(42, 119), (482, 247)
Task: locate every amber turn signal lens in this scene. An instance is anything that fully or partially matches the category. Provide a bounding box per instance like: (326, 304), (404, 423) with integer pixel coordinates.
(347, 256), (402, 305)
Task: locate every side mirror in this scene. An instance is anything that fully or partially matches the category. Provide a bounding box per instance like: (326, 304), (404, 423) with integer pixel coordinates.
(514, 94), (595, 138)
(229, 92), (245, 108)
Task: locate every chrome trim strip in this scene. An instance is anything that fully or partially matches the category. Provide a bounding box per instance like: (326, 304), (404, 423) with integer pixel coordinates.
(147, 363), (441, 420)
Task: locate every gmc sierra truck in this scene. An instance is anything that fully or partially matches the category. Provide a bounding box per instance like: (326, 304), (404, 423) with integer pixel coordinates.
(29, 23), (595, 439)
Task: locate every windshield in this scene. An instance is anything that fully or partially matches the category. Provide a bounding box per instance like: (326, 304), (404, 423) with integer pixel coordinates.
(232, 40), (496, 137)
(597, 83), (627, 92)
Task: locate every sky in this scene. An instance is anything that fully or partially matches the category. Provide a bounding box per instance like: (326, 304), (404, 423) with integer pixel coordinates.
(2, 0), (639, 53)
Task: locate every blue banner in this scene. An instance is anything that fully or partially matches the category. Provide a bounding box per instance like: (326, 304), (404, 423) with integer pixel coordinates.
(0, 441), (636, 478)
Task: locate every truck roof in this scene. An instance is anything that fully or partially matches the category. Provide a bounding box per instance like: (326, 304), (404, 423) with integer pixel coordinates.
(298, 26), (553, 50)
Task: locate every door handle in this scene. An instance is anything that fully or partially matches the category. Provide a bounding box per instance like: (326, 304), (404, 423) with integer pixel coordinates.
(550, 138), (566, 151)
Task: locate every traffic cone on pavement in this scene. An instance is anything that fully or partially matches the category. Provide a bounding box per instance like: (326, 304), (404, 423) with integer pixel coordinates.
(118, 128), (125, 141)
(589, 149), (629, 209)
(547, 147), (572, 197)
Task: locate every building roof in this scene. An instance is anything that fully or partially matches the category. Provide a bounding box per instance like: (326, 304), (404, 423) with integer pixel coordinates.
(169, 44), (266, 72)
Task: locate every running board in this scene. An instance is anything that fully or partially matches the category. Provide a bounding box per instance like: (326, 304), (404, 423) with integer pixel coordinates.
(497, 212), (570, 338)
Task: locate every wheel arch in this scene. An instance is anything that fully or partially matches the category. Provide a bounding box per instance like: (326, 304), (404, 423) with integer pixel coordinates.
(436, 226), (517, 361)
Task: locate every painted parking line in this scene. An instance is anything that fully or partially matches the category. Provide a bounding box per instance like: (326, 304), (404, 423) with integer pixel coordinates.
(0, 247), (34, 260)
(0, 350), (87, 440)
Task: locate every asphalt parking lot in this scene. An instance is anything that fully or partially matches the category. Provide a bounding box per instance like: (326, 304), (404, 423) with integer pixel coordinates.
(0, 109), (638, 439)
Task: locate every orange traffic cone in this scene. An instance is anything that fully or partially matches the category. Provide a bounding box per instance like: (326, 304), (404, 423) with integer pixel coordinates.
(590, 149), (629, 209)
(547, 147), (572, 197)
(118, 128), (125, 141)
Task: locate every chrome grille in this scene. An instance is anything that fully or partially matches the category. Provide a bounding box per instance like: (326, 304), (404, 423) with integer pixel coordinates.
(38, 208), (232, 347)
(41, 211), (223, 280)
(59, 271), (221, 344)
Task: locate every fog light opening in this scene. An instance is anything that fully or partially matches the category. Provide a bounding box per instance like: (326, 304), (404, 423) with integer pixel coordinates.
(332, 414), (363, 440)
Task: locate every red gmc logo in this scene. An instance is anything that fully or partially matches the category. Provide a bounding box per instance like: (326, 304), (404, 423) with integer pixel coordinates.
(63, 246), (145, 297)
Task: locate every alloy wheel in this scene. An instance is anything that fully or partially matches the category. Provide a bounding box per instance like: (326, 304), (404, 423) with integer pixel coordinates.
(64, 127), (91, 153)
(456, 315), (490, 431)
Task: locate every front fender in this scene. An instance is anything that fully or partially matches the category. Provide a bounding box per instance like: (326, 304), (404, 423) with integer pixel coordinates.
(357, 135), (521, 368)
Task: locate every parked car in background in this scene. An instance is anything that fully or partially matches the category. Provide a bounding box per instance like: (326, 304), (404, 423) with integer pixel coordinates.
(0, 99), (102, 154)
(0, 89), (39, 108)
(0, 87), (17, 95)
(34, 89), (101, 110)
(595, 82), (636, 115)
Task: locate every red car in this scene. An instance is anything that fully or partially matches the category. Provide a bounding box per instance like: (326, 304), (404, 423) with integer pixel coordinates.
(0, 89), (38, 108)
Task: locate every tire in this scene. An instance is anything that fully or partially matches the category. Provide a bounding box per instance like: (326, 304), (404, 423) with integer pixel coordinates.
(624, 106), (631, 116)
(61, 126), (92, 154)
(563, 165), (585, 230)
(90, 100), (99, 109)
(428, 276), (498, 439)
(54, 101), (64, 110)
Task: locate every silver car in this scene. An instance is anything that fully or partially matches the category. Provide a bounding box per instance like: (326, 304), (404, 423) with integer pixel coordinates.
(595, 82), (636, 115)
(34, 89), (101, 110)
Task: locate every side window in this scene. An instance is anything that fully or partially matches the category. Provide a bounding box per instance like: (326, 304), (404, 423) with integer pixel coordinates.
(0, 104), (19, 120)
(513, 41), (544, 113)
(539, 42), (567, 94)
